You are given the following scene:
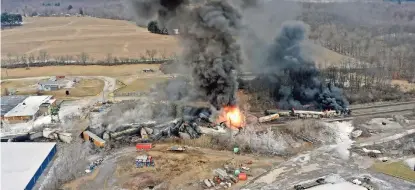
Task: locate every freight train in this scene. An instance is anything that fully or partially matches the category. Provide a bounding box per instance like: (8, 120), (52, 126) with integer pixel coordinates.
(265, 108), (351, 119)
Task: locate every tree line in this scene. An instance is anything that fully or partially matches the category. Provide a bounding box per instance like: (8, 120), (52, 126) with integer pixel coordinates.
(1, 50), (177, 70)
(293, 2), (415, 104)
(147, 21), (169, 35)
(1, 12), (22, 28)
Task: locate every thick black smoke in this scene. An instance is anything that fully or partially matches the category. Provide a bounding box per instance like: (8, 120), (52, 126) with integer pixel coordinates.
(251, 21), (349, 111)
(130, 0), (243, 110)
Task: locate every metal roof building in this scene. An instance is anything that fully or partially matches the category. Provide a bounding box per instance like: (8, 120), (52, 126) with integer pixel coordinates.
(0, 95), (28, 117)
(1, 142), (57, 190)
(4, 95), (54, 118)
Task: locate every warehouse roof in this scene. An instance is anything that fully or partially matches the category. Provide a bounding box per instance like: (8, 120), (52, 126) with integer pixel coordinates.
(1, 142), (56, 190)
(4, 96), (54, 117)
(0, 95), (28, 116)
(38, 80), (61, 86)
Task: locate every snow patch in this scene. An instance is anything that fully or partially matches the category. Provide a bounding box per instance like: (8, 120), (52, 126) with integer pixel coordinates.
(322, 121), (354, 160)
(404, 157), (415, 170)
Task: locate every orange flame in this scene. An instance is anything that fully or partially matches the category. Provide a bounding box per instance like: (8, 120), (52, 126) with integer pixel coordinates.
(218, 106), (244, 129)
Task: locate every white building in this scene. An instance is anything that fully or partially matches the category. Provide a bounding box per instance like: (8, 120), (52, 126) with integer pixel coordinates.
(1, 142), (57, 190)
(3, 96), (56, 124)
(38, 81), (62, 91)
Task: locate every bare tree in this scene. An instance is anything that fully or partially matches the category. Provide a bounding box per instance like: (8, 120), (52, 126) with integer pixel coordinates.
(105, 53), (112, 64)
(38, 50), (49, 63)
(139, 53), (147, 61)
(54, 56), (65, 64)
(20, 54), (27, 66)
(27, 53), (35, 68)
(40, 139), (92, 190)
(77, 52), (89, 65)
(146, 49), (157, 62)
(4, 53), (15, 77)
(113, 56), (119, 64)
(170, 52), (178, 60)
(160, 49), (167, 60)
(64, 55), (73, 64)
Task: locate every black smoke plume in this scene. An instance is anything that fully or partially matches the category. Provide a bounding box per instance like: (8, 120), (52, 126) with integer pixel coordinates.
(250, 21), (349, 111)
(130, 0), (243, 110)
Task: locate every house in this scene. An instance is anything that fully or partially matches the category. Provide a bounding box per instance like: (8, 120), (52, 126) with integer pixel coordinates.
(3, 96), (56, 124)
(38, 81), (62, 91)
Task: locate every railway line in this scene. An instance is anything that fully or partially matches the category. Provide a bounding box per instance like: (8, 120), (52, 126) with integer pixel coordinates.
(260, 101), (415, 124)
(350, 101), (415, 116)
(349, 100), (415, 110)
(324, 101), (415, 122)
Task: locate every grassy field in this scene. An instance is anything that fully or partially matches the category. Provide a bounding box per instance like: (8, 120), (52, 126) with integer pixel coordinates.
(1, 64), (161, 79)
(1, 79), (104, 99)
(371, 161), (415, 183)
(1, 80), (39, 94)
(1, 17), (180, 60)
(115, 77), (169, 94)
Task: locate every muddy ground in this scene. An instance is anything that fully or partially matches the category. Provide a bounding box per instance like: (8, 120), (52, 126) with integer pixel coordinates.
(63, 143), (284, 190)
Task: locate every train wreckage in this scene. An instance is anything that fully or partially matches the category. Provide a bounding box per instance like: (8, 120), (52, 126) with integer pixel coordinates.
(1, 100), (352, 146)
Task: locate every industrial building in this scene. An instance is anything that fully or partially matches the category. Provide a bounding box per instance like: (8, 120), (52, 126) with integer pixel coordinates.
(0, 95), (28, 120)
(1, 142), (57, 190)
(3, 95), (56, 123)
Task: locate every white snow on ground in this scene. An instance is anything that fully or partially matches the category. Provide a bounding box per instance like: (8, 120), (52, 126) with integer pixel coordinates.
(1, 116), (52, 136)
(404, 157), (415, 170)
(323, 121), (354, 143)
(322, 121), (355, 160)
(292, 153), (311, 164)
(34, 115), (52, 126)
(1, 122), (34, 136)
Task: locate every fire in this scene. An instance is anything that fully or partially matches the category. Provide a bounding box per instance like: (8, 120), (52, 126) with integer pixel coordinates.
(218, 106), (244, 129)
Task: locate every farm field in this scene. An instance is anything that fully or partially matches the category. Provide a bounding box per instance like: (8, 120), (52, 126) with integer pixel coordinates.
(1, 17), (181, 60)
(1, 78), (104, 99)
(115, 77), (169, 94)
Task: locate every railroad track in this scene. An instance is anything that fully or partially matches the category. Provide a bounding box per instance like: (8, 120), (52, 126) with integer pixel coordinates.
(350, 100), (415, 110)
(260, 101), (415, 124)
(351, 101), (415, 116)
(323, 103), (415, 122)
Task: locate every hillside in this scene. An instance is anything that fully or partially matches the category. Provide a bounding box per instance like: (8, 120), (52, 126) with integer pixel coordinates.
(1, 16), (181, 60)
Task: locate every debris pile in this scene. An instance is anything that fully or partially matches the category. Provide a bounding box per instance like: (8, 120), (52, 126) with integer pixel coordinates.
(201, 164), (251, 189)
(86, 104), (232, 147)
(85, 158), (104, 173)
(135, 155), (155, 168)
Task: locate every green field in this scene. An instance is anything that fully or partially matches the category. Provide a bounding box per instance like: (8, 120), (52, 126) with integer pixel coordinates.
(371, 161), (415, 183)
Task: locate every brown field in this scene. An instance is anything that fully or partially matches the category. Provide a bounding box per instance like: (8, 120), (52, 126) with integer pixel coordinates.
(1, 64), (162, 79)
(115, 76), (169, 94)
(63, 143), (282, 190)
(1, 17), (181, 60)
